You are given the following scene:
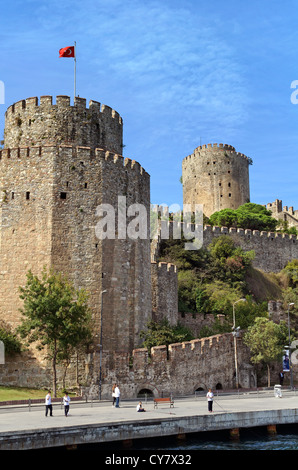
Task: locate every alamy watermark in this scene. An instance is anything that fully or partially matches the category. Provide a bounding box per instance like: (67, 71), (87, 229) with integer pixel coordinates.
(0, 81), (4, 105)
(290, 80), (298, 104)
(95, 197), (203, 250)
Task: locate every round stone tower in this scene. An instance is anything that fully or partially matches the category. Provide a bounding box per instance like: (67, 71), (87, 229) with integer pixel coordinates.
(4, 95), (123, 153)
(0, 95), (151, 361)
(182, 143), (251, 217)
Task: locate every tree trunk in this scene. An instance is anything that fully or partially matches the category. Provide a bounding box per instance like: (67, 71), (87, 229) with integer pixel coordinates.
(267, 364), (271, 388)
(52, 357), (57, 397)
(52, 343), (57, 397)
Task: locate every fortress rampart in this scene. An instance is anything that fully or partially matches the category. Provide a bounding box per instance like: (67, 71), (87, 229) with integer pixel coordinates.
(4, 95), (123, 154)
(267, 199), (298, 229)
(0, 332), (255, 397)
(182, 143), (250, 217)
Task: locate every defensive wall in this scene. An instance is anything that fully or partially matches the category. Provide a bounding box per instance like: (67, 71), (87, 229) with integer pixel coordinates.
(0, 331), (254, 398)
(152, 219), (298, 273)
(87, 331), (255, 399)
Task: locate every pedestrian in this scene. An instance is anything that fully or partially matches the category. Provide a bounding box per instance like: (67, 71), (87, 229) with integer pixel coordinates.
(206, 388), (214, 412)
(45, 390), (53, 417)
(63, 391), (71, 417)
(114, 384), (120, 408)
(279, 371), (284, 386)
(136, 401), (146, 412)
(112, 383), (117, 407)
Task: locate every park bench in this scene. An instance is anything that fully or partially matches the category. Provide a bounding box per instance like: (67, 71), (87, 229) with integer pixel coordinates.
(153, 397), (174, 409)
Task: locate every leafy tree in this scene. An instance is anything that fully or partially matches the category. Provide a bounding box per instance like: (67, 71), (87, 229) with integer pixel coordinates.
(140, 319), (193, 355)
(18, 268), (93, 396)
(208, 235), (255, 285)
(203, 280), (242, 316)
(283, 260), (298, 288)
(209, 203), (278, 232)
(244, 317), (289, 387)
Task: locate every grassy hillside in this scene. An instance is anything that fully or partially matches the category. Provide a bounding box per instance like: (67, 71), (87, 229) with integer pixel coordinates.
(245, 267), (283, 302)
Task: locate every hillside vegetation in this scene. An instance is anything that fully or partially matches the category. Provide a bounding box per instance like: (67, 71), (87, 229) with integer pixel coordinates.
(158, 232), (293, 335)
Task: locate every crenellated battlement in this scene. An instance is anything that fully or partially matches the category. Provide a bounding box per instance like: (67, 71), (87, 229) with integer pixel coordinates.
(182, 142), (251, 165)
(156, 261), (177, 273)
(4, 95), (123, 154)
(0, 145), (149, 179)
(157, 219), (297, 241)
(131, 332), (234, 365)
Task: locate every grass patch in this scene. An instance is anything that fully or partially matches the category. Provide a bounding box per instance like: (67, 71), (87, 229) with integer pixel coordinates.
(0, 386), (76, 401)
(0, 386), (48, 401)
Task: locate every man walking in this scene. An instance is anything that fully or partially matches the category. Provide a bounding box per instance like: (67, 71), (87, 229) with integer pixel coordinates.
(114, 384), (120, 408)
(45, 391), (53, 417)
(206, 388), (214, 412)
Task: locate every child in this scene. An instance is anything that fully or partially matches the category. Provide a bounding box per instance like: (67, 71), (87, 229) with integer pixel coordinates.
(136, 401), (146, 412)
(63, 391), (71, 417)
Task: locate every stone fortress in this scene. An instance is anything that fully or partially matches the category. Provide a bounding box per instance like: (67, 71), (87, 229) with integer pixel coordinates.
(0, 95), (296, 397)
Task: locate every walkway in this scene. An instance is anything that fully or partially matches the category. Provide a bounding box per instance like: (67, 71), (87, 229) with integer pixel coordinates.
(0, 390), (297, 450)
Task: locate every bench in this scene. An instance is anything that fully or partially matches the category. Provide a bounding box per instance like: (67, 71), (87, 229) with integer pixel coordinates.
(153, 397), (174, 409)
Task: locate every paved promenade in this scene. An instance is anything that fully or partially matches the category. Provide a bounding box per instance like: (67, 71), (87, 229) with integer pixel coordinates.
(0, 390), (297, 450)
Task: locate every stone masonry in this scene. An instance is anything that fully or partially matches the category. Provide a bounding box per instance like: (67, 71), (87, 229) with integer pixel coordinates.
(182, 143), (250, 217)
(0, 96), (152, 357)
(0, 95), (296, 397)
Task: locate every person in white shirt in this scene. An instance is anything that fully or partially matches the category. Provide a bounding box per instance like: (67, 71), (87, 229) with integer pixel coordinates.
(206, 388), (214, 412)
(63, 392), (71, 417)
(114, 385), (120, 408)
(45, 391), (53, 417)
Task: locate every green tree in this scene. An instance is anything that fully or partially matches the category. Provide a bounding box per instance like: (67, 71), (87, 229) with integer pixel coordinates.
(283, 260), (298, 288)
(208, 235), (255, 285)
(0, 321), (22, 356)
(18, 268), (93, 396)
(209, 203), (278, 232)
(140, 319), (193, 355)
(244, 317), (289, 387)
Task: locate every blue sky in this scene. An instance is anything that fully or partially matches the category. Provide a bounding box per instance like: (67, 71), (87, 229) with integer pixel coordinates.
(0, 0), (297, 211)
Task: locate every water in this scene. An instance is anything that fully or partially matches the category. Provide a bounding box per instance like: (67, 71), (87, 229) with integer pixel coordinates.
(72, 424), (298, 452)
(33, 424), (298, 454)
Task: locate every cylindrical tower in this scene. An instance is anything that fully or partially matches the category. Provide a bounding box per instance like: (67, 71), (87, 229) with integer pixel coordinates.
(4, 95), (123, 153)
(182, 143), (250, 217)
(0, 96), (151, 360)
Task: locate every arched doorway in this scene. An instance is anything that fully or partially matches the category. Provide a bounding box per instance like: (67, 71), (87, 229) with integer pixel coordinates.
(137, 388), (154, 398)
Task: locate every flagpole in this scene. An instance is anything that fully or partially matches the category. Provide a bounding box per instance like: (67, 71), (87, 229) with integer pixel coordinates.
(74, 41), (76, 99)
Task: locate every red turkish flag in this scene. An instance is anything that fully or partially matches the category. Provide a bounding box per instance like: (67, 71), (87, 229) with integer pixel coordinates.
(59, 46), (75, 58)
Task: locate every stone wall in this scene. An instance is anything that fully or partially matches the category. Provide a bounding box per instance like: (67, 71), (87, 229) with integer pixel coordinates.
(182, 143), (250, 217)
(95, 332), (255, 398)
(154, 221), (298, 273)
(0, 95), (152, 355)
(0, 331), (254, 396)
(151, 262), (178, 325)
